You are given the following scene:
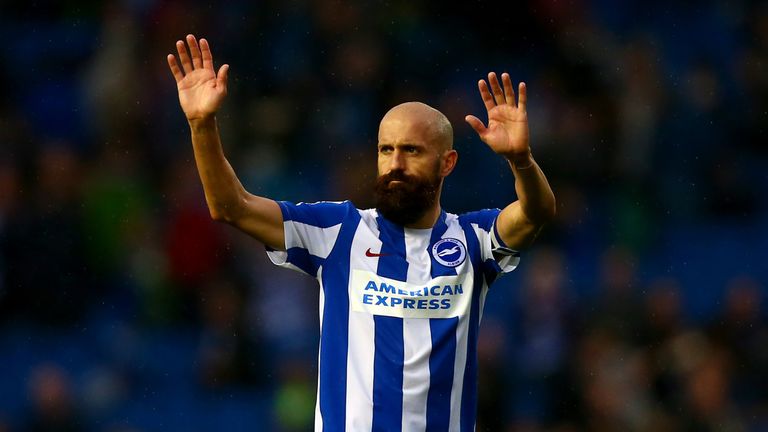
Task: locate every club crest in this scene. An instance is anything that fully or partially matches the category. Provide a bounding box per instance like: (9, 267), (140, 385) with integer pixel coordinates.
(431, 238), (467, 267)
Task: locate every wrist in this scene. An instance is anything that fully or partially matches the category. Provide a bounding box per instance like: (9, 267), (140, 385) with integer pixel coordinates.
(505, 150), (534, 169)
(188, 115), (217, 131)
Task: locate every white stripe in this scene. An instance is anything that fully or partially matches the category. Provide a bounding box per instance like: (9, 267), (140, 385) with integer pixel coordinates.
(315, 267), (325, 432)
(474, 225), (495, 321)
(266, 221), (342, 276)
(472, 223), (519, 275)
(318, 267), (326, 332)
(263, 257), (312, 276)
(357, 208), (380, 232)
(479, 283), (489, 324)
(447, 215), (470, 432)
(344, 212), (380, 431)
(402, 319), (431, 431)
(285, 220), (342, 259)
(443, 214), (470, 276)
(449, 313), (469, 432)
(400, 227), (434, 432)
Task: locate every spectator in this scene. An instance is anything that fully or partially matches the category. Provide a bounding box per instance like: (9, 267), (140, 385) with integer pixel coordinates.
(22, 364), (85, 432)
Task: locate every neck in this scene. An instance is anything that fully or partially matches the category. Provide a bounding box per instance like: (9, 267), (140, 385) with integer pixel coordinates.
(404, 203), (442, 229)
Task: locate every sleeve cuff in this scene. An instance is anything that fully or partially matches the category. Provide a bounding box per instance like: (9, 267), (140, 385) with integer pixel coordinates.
(491, 220), (521, 274)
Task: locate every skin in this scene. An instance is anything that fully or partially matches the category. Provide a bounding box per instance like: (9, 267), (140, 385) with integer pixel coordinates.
(465, 72), (557, 248)
(376, 102), (457, 228)
(168, 35), (555, 251)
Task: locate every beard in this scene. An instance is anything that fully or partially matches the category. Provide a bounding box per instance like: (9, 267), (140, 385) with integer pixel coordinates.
(374, 166), (441, 226)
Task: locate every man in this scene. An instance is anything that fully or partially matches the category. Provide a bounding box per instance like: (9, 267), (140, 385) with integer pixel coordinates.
(167, 34), (555, 431)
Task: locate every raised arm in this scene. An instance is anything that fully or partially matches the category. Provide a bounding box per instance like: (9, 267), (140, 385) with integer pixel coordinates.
(465, 72), (556, 250)
(167, 34), (285, 250)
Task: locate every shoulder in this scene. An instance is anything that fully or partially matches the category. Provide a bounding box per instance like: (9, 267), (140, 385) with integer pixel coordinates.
(278, 200), (358, 227)
(456, 208), (501, 230)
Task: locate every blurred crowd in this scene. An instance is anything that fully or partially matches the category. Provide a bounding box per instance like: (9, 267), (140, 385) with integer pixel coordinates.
(0, 0), (767, 431)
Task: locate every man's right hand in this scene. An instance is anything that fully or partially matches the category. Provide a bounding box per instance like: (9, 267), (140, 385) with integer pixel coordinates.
(167, 34), (229, 122)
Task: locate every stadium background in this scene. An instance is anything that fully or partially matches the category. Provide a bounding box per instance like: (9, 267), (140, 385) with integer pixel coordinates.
(1, 0), (767, 430)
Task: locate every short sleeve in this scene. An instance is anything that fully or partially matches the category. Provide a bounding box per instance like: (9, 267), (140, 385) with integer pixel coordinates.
(488, 217), (521, 274)
(461, 209), (520, 277)
(266, 200), (351, 278)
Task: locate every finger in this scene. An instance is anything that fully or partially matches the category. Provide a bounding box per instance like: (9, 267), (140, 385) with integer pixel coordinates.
(488, 72), (505, 107)
(187, 34), (203, 70)
(502, 73), (516, 106)
(217, 64), (229, 89)
(200, 38), (214, 71)
(167, 54), (184, 83)
(465, 115), (487, 136)
(176, 40), (193, 74)
(478, 80), (496, 113)
(518, 82), (527, 111)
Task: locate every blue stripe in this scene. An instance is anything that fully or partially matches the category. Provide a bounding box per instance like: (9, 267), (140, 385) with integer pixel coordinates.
(426, 317), (457, 431)
(458, 208), (499, 231)
(278, 200), (350, 228)
(372, 214), (406, 432)
(491, 217), (508, 248)
(372, 316), (404, 432)
(458, 216), (486, 432)
(285, 247), (323, 277)
(428, 211), (457, 278)
(426, 210), (457, 431)
(318, 207), (360, 432)
(483, 258), (500, 286)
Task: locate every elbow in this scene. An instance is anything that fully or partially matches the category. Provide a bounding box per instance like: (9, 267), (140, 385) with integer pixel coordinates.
(208, 204), (238, 224)
(209, 208), (227, 222)
(208, 195), (248, 224)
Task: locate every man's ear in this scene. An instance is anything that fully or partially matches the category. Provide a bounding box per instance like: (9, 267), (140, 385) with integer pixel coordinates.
(440, 150), (458, 177)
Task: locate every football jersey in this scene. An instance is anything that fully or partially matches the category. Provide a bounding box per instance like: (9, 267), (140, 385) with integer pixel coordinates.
(266, 200), (519, 432)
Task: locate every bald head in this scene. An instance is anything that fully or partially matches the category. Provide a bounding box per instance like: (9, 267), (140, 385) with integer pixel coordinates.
(379, 102), (453, 152)
(375, 102), (459, 227)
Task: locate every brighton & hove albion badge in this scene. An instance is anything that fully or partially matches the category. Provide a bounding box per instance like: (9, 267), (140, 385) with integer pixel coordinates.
(431, 238), (467, 267)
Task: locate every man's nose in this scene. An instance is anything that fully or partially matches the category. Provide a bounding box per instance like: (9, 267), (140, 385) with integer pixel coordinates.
(389, 149), (406, 171)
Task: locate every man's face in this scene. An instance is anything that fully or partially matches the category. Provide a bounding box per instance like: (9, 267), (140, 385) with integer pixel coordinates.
(374, 116), (444, 225)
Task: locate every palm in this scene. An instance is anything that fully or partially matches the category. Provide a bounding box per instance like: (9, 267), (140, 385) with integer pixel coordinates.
(484, 104), (529, 155)
(167, 35), (229, 121)
(177, 69), (224, 119)
(466, 72), (530, 159)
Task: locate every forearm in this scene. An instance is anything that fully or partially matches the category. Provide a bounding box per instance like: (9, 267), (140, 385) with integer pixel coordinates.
(507, 152), (556, 224)
(188, 116), (248, 221)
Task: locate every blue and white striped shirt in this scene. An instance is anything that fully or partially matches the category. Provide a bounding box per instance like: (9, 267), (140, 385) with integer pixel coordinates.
(266, 200), (519, 432)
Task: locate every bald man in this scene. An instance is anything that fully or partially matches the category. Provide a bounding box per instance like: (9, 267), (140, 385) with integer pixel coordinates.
(169, 35), (555, 432)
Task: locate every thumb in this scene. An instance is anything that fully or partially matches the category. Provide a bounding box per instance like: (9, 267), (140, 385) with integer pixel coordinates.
(465, 115), (487, 137)
(216, 64), (229, 90)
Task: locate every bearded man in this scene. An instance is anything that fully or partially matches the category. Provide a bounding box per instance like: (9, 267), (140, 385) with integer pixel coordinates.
(167, 34), (556, 432)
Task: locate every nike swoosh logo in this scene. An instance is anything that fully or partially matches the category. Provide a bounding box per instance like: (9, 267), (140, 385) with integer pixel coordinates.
(365, 248), (390, 257)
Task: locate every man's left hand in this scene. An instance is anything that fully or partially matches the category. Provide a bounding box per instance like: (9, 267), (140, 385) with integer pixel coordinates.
(465, 72), (530, 165)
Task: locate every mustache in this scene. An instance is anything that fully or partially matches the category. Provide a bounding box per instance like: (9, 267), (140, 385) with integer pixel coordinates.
(378, 170), (417, 185)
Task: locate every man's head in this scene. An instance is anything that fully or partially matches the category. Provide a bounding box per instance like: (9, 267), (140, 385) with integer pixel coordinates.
(374, 102), (458, 226)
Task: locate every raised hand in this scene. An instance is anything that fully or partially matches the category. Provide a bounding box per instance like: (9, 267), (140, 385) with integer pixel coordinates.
(465, 72), (530, 162)
(167, 35), (229, 122)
